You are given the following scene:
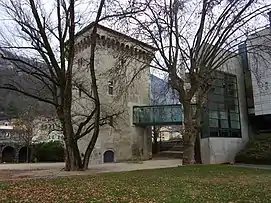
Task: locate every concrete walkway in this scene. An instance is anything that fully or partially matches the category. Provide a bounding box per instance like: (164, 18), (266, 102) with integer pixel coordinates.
(233, 163), (271, 170)
(0, 159), (182, 181)
(0, 162), (65, 170)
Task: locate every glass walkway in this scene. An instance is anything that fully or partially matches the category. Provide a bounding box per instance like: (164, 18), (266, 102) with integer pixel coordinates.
(133, 104), (183, 126)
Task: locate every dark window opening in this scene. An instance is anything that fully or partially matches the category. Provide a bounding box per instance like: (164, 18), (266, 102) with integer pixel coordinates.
(265, 81), (269, 90)
(120, 58), (126, 67)
(78, 84), (82, 97)
(108, 81), (113, 95)
(109, 116), (113, 127)
(78, 58), (83, 68)
(210, 129), (219, 137)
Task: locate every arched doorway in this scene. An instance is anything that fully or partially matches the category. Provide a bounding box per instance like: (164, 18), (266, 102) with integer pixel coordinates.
(19, 147), (29, 163)
(2, 146), (15, 163)
(103, 150), (114, 163)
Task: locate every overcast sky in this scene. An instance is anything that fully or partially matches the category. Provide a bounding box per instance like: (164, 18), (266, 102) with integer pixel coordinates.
(0, 0), (270, 79)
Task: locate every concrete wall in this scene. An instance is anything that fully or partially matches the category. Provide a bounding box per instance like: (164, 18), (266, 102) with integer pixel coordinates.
(247, 28), (271, 115)
(201, 54), (249, 164)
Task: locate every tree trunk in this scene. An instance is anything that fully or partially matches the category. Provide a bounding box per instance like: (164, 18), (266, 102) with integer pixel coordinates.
(26, 145), (29, 163)
(194, 133), (202, 164)
(82, 126), (99, 170)
(60, 109), (83, 171)
(182, 102), (196, 165)
(152, 126), (159, 154)
(81, 13), (103, 170)
(64, 137), (82, 171)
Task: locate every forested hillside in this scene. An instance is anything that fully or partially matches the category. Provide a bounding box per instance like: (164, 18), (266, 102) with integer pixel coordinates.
(0, 49), (54, 119)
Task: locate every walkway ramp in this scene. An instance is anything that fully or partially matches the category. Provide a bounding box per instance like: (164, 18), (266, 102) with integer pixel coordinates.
(133, 104), (183, 126)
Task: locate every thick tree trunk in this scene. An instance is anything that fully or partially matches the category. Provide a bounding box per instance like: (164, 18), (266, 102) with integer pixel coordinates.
(64, 137), (82, 171)
(26, 145), (29, 163)
(182, 102), (196, 165)
(59, 108), (83, 171)
(82, 126), (99, 170)
(194, 133), (202, 164)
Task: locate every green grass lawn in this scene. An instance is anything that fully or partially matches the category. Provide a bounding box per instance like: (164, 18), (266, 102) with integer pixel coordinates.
(1, 165), (271, 203)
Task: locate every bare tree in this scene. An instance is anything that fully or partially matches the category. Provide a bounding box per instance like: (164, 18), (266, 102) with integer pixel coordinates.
(13, 111), (34, 163)
(150, 74), (179, 154)
(0, 0), (142, 170)
(112, 0), (271, 164)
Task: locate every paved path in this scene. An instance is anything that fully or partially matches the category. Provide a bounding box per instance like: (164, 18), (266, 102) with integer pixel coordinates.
(0, 162), (65, 170)
(233, 163), (271, 170)
(0, 159), (182, 180)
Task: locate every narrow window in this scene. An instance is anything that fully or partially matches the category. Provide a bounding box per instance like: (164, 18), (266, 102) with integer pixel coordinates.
(265, 81), (269, 90)
(78, 84), (82, 97)
(78, 58), (83, 68)
(109, 116), (113, 127)
(120, 58), (126, 68)
(108, 81), (113, 95)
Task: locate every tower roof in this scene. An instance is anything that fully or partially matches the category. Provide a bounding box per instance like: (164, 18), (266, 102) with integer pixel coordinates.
(75, 23), (157, 51)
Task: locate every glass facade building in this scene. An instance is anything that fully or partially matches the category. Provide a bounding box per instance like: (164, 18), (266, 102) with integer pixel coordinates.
(201, 72), (241, 138)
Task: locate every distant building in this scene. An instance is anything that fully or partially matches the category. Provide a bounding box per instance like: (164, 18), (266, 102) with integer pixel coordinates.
(0, 119), (28, 163)
(31, 117), (63, 144)
(243, 27), (271, 133)
(159, 126), (182, 141)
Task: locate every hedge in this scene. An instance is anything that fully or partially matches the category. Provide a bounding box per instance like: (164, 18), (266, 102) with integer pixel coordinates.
(32, 141), (64, 162)
(235, 133), (271, 165)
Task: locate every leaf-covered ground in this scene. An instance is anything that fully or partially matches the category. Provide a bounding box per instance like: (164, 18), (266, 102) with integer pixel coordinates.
(1, 165), (271, 203)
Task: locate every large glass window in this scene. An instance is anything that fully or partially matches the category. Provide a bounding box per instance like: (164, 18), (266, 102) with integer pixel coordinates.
(201, 72), (241, 138)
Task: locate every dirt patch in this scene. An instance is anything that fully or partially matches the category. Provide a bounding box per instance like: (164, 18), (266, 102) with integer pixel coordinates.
(0, 169), (44, 181)
(202, 175), (250, 184)
(203, 177), (231, 183)
(0, 168), (103, 181)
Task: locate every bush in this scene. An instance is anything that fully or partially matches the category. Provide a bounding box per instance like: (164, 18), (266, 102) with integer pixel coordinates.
(235, 133), (271, 165)
(32, 141), (64, 162)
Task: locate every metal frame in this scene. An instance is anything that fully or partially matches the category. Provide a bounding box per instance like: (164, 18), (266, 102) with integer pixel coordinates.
(133, 104), (183, 126)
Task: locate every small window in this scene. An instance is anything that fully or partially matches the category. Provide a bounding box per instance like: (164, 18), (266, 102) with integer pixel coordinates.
(230, 121), (240, 129)
(120, 59), (126, 68)
(78, 58), (83, 68)
(220, 119), (229, 128)
(209, 119), (218, 127)
(219, 111), (228, 120)
(220, 130), (229, 137)
(265, 81), (269, 90)
(78, 84), (82, 97)
(209, 111), (218, 119)
(230, 113), (239, 121)
(109, 116), (113, 127)
(210, 129), (219, 137)
(227, 84), (237, 97)
(214, 87), (224, 95)
(108, 81), (113, 95)
(231, 130), (241, 138)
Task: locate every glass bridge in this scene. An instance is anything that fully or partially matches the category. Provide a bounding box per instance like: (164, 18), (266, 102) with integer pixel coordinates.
(133, 104), (183, 126)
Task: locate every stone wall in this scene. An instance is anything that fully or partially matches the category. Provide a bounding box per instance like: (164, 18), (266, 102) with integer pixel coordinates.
(74, 25), (154, 164)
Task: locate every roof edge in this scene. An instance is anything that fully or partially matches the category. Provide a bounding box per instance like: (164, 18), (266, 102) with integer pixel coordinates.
(75, 23), (157, 51)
